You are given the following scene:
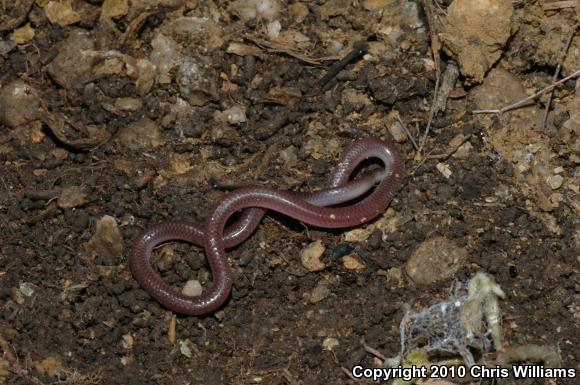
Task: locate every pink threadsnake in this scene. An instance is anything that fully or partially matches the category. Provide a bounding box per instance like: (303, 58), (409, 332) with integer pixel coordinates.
(129, 137), (405, 315)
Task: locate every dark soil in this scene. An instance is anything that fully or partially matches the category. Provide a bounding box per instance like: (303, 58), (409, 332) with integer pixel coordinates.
(0, 1), (578, 385)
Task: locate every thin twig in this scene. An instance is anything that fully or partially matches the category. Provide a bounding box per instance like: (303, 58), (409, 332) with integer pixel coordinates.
(363, 342), (387, 361)
(419, 0), (443, 154)
(542, 24), (578, 130)
(419, 75), (440, 153)
(246, 36), (340, 65)
(472, 67), (580, 114)
(396, 114), (419, 151)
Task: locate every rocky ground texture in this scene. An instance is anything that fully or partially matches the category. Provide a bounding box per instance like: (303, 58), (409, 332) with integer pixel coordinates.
(0, 1), (578, 384)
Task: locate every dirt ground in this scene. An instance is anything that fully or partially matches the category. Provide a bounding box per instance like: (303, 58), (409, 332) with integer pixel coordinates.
(0, 1), (578, 384)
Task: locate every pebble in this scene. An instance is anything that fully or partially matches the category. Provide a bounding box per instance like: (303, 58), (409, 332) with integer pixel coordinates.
(83, 215), (124, 258)
(388, 118), (408, 143)
(405, 236), (467, 286)
(57, 186), (87, 209)
(436, 162), (452, 179)
(322, 337), (339, 351)
(440, 0), (513, 83)
(47, 30), (95, 90)
(182, 280), (203, 297)
(229, 0), (281, 21)
(213, 105), (247, 125)
(121, 334), (134, 349)
(279, 145), (298, 168)
(547, 175), (564, 190)
(19, 282), (36, 297)
(177, 56), (216, 106)
(454, 141), (473, 160)
(341, 88), (371, 113)
(0, 80), (42, 128)
(300, 240), (326, 272)
(114, 97), (143, 112)
(11, 24), (35, 44)
(45, 0), (81, 26)
(179, 340), (193, 358)
(385, 266), (403, 284)
(309, 279), (332, 303)
(117, 118), (163, 150)
(342, 254), (365, 270)
(101, 0), (129, 19)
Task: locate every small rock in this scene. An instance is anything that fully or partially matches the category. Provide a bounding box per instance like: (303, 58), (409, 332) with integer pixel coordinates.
(436, 162), (452, 179)
(121, 334), (133, 349)
(177, 57), (216, 106)
(385, 266), (403, 284)
(114, 97), (143, 112)
(454, 141), (473, 160)
(117, 118), (163, 150)
(300, 240), (326, 272)
(134, 59), (157, 95)
(179, 340), (193, 358)
(440, 0), (513, 83)
(322, 337), (339, 351)
(309, 279), (332, 303)
(400, 1), (423, 29)
(214, 105), (247, 125)
(57, 186), (87, 209)
(45, 0), (81, 27)
(344, 227), (373, 242)
(387, 113), (408, 143)
(214, 310), (226, 320)
(51, 148), (69, 160)
(150, 33), (181, 84)
(225, 105), (246, 124)
(341, 88), (371, 113)
(84, 215), (124, 258)
(342, 254), (365, 270)
(266, 20), (281, 39)
(101, 0), (129, 19)
(279, 145), (298, 168)
(10, 24), (35, 44)
(19, 282), (35, 297)
(229, 0), (281, 21)
(47, 30), (95, 90)
(182, 280), (203, 297)
(405, 237), (467, 286)
(120, 356), (132, 366)
(547, 175), (563, 190)
(0, 80), (42, 128)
